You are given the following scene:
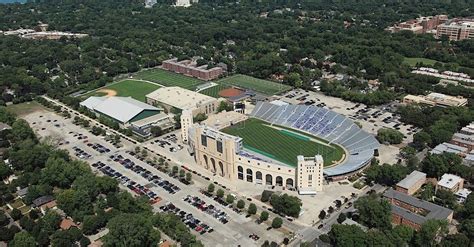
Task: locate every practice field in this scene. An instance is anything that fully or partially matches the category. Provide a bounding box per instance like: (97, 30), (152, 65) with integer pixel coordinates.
(83, 80), (161, 102)
(403, 57), (442, 67)
(134, 68), (205, 90)
(222, 118), (345, 167)
(215, 74), (292, 96)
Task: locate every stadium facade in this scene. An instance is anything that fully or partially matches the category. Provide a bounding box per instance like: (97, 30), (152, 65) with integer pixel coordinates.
(183, 101), (379, 194)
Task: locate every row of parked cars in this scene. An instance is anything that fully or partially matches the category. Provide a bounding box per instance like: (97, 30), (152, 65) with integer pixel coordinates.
(110, 154), (181, 194)
(92, 161), (160, 202)
(87, 143), (111, 153)
(183, 195), (229, 224)
(160, 202), (214, 235)
(72, 146), (91, 159)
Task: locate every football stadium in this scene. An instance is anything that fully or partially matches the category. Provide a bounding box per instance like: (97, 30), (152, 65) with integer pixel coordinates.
(185, 101), (380, 194)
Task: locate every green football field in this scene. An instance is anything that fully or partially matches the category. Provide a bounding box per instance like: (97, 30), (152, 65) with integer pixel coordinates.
(215, 74), (292, 96)
(82, 79), (161, 102)
(134, 68), (205, 90)
(222, 118), (345, 167)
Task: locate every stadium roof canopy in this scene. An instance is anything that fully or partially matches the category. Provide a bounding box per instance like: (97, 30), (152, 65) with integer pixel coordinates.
(80, 96), (160, 123)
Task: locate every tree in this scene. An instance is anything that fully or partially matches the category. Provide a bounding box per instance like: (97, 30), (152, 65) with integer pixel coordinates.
(441, 233), (470, 247)
(185, 173), (192, 182)
(217, 101), (233, 112)
(0, 212), (9, 227)
(0, 162), (12, 180)
(436, 189), (456, 208)
(179, 169), (185, 178)
(420, 183), (434, 201)
(9, 232), (36, 247)
(328, 224), (366, 246)
(10, 208), (22, 221)
(269, 194), (301, 217)
(141, 149), (148, 158)
(237, 200), (245, 209)
(19, 216), (35, 232)
(319, 210), (326, 220)
(376, 128), (404, 144)
(337, 213), (347, 224)
(259, 211), (269, 222)
(225, 194), (234, 204)
(207, 183), (215, 193)
(216, 189), (225, 198)
(414, 219), (448, 247)
(0, 226), (14, 241)
(193, 113), (207, 123)
(413, 131), (432, 149)
(271, 217), (283, 228)
(354, 194), (391, 229)
(261, 190), (273, 202)
(460, 219), (474, 240)
(172, 166), (179, 175)
(248, 203), (257, 215)
(104, 213), (160, 247)
(150, 126), (163, 137)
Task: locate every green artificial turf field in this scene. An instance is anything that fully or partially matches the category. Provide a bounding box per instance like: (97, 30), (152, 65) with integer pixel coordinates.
(222, 118), (345, 166)
(215, 74), (292, 96)
(134, 68), (205, 90)
(83, 79), (161, 102)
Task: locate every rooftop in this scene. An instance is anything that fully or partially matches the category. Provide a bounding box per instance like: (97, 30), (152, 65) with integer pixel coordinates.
(146, 87), (217, 111)
(455, 188), (471, 199)
(384, 188), (453, 225)
(396, 170), (426, 189)
(32, 195), (55, 207)
(0, 122), (11, 131)
(438, 174), (463, 190)
(431, 142), (468, 155)
(80, 96), (160, 123)
(201, 111), (248, 130)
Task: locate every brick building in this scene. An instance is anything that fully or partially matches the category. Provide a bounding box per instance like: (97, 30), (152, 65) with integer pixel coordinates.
(396, 171), (426, 195)
(383, 188), (453, 230)
(162, 58), (224, 81)
(436, 20), (474, 41)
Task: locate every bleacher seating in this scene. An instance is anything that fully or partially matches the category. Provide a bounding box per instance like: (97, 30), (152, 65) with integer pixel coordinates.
(251, 101), (380, 178)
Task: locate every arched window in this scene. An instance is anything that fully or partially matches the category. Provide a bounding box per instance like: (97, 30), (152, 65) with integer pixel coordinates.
(210, 158), (216, 173)
(286, 178), (294, 188)
(265, 174), (273, 185)
(218, 161), (225, 177)
(256, 171), (263, 180)
(246, 168), (253, 182)
(203, 155), (209, 169)
(276, 176), (283, 186)
(237, 166), (243, 180)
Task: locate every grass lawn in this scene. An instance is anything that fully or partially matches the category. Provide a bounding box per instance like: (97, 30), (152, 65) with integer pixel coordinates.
(403, 57), (442, 67)
(10, 199), (25, 209)
(83, 79), (161, 102)
(134, 68), (205, 90)
(222, 118), (344, 166)
(199, 84), (231, 98)
(6, 101), (48, 116)
(216, 74), (292, 96)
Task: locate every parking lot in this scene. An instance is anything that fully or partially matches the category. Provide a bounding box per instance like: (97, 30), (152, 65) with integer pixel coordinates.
(23, 108), (286, 246)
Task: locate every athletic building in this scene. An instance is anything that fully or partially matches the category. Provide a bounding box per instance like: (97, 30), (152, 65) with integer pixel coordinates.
(80, 96), (173, 137)
(146, 87), (220, 117)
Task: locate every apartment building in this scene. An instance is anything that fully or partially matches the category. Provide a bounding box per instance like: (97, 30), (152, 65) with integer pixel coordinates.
(162, 58), (224, 81)
(384, 188), (453, 230)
